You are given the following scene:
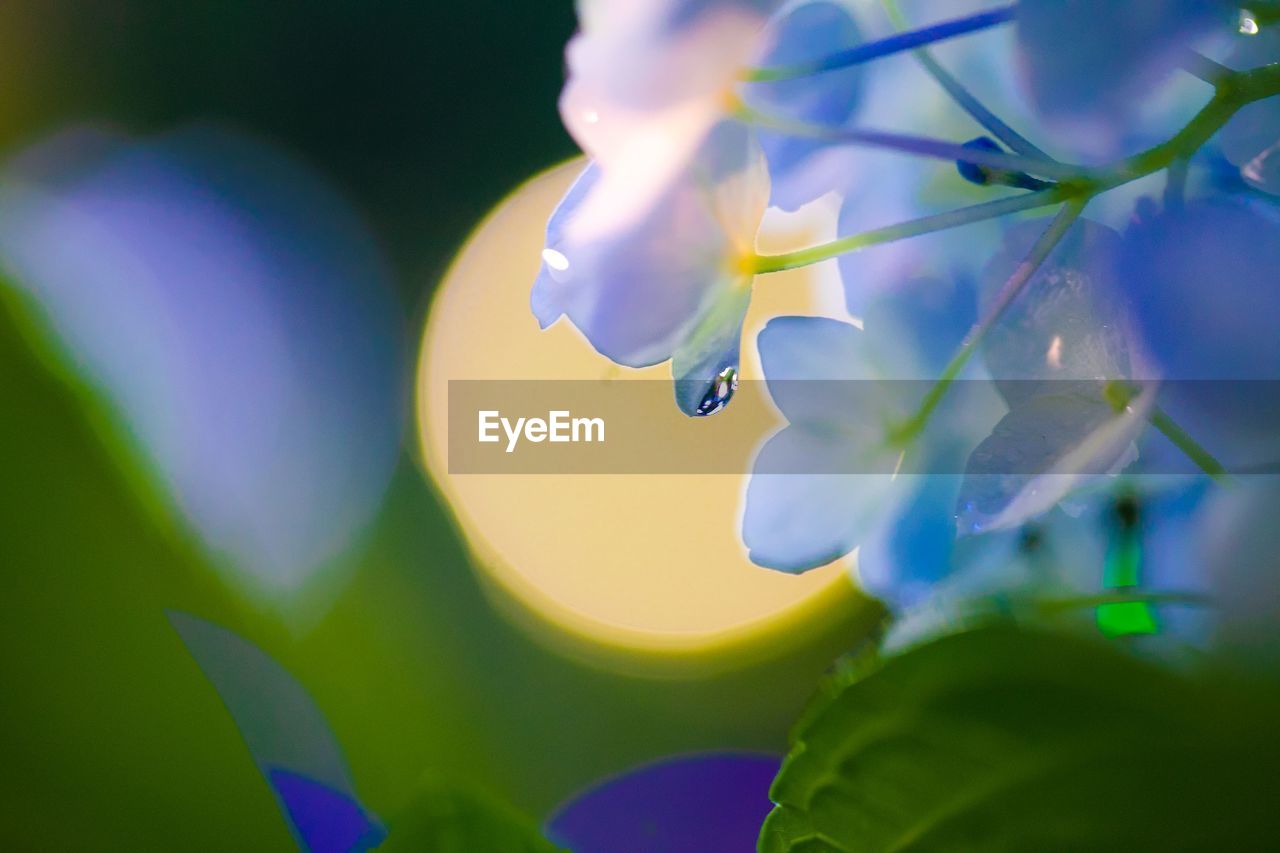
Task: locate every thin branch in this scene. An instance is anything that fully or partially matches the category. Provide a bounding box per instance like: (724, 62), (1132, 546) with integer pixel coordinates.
(741, 105), (1076, 180)
(752, 187), (1067, 273)
(891, 198), (1087, 443)
(880, 0), (1053, 162)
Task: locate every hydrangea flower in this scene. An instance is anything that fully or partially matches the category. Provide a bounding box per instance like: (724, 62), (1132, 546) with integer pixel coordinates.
(1121, 196), (1280, 471)
(957, 217), (1155, 534)
(884, 478), (1215, 654)
(740, 277), (1002, 602)
(1015, 0), (1230, 147)
(561, 0), (871, 236)
(532, 122), (769, 415)
(559, 0), (780, 240)
(740, 315), (907, 572)
(742, 0), (866, 210)
(1218, 28), (1280, 194)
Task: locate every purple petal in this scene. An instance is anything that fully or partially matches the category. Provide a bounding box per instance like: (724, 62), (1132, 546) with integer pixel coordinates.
(546, 752), (780, 853)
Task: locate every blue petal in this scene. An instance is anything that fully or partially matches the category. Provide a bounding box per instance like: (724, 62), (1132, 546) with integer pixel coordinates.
(744, 426), (898, 572)
(1123, 198), (1280, 469)
(1016, 0), (1227, 133)
(672, 285), (751, 416)
(980, 217), (1130, 406)
(269, 768), (385, 853)
(1125, 199), (1280, 379)
(956, 387), (1152, 534)
(757, 316), (879, 424)
(835, 159), (1001, 317)
(531, 164), (599, 329)
(546, 752), (780, 853)
(745, 1), (865, 210)
(168, 612), (384, 849)
(860, 275), (975, 379)
(857, 473), (964, 607)
(662, 0), (784, 31)
(529, 123), (764, 371)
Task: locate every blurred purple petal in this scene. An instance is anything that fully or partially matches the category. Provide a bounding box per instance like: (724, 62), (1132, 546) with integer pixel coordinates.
(269, 769), (384, 853)
(0, 124), (403, 597)
(546, 752), (780, 853)
(169, 612), (384, 851)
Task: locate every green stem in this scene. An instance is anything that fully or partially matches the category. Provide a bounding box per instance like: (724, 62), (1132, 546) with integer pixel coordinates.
(752, 63), (1280, 275)
(1179, 50), (1232, 86)
(890, 198), (1086, 444)
(751, 186), (1067, 273)
(1148, 405), (1230, 482)
(1104, 62), (1280, 184)
(880, 0), (1052, 161)
(749, 61), (1280, 453)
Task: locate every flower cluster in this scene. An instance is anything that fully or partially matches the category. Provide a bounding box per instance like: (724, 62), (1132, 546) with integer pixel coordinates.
(533, 0), (1280, 647)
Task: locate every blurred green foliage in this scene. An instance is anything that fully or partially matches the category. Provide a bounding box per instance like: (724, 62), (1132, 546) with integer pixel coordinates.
(761, 624), (1280, 852)
(381, 775), (565, 853)
(0, 257), (864, 848)
(0, 2), (882, 845)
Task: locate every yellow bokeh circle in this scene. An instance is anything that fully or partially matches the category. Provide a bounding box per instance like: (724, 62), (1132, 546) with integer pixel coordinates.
(416, 159), (875, 676)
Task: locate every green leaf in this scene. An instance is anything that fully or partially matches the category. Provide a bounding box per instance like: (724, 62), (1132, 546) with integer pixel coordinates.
(379, 775), (565, 853)
(761, 625), (1280, 852)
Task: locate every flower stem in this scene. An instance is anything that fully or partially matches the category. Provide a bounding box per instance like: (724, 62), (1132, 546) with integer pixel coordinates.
(1179, 49), (1232, 86)
(751, 186), (1067, 273)
(1102, 381), (1228, 479)
(890, 198), (1087, 444)
(749, 62), (1280, 456)
(879, 0), (1053, 162)
(1104, 62), (1280, 184)
(742, 5), (1016, 82)
(1148, 405), (1230, 481)
(740, 104), (1077, 179)
(750, 63), (1280, 277)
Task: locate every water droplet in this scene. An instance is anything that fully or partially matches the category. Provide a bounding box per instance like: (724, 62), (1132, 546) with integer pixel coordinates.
(694, 367), (738, 417)
(541, 247), (571, 272)
(1239, 11), (1259, 34)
